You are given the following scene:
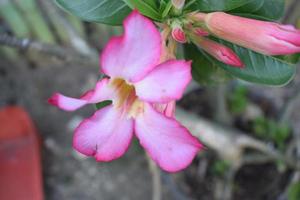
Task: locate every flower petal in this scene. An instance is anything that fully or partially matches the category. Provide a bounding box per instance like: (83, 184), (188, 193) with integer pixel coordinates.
(153, 101), (176, 118)
(73, 105), (134, 161)
(100, 10), (161, 82)
(48, 78), (112, 111)
(135, 103), (202, 172)
(135, 60), (192, 103)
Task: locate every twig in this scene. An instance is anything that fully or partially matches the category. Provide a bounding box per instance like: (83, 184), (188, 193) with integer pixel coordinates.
(279, 88), (300, 123)
(214, 166), (237, 200)
(196, 156), (208, 180)
(161, 172), (193, 200)
(38, 0), (97, 57)
(241, 154), (274, 165)
(282, 0), (300, 23)
(146, 155), (162, 200)
(215, 84), (232, 125)
(278, 127), (300, 200)
(176, 107), (300, 170)
(0, 33), (98, 66)
(184, 81), (201, 94)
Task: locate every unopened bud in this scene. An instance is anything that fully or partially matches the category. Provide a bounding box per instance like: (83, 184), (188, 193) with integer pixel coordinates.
(171, 25), (186, 43)
(171, 0), (185, 10)
(204, 12), (300, 55)
(194, 28), (209, 37)
(197, 37), (244, 68)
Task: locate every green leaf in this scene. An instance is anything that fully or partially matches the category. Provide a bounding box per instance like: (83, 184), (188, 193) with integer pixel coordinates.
(204, 38), (296, 86)
(95, 100), (112, 110)
(195, 0), (258, 12)
(184, 43), (231, 85)
(250, 0), (284, 20)
(161, 1), (173, 18)
(194, 0), (284, 20)
(55, 0), (131, 25)
(284, 53), (300, 64)
(124, 0), (161, 21)
(229, 0), (264, 17)
(142, 0), (159, 9)
(232, 0), (285, 20)
(288, 182), (300, 200)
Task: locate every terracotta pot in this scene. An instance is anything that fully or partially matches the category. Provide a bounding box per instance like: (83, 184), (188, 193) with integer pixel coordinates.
(0, 106), (44, 200)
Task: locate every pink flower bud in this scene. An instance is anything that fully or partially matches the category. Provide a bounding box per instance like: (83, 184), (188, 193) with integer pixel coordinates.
(171, 0), (185, 10)
(197, 37), (244, 68)
(194, 28), (209, 37)
(204, 12), (300, 55)
(172, 26), (187, 43)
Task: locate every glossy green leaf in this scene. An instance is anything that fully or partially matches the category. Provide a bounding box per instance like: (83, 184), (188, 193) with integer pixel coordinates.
(195, 0), (257, 12)
(232, 0), (285, 20)
(194, 0), (284, 21)
(251, 0), (284, 20)
(184, 43), (231, 85)
(229, 0), (264, 16)
(205, 39), (296, 86)
(95, 100), (112, 110)
(124, 0), (161, 21)
(55, 0), (131, 25)
(143, 0), (159, 9)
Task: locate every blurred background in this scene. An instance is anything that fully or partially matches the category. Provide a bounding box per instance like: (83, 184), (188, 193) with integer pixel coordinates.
(0, 0), (300, 200)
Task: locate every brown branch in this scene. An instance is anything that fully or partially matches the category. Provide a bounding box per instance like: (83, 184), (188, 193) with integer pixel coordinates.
(176, 107), (300, 170)
(38, 0), (97, 57)
(146, 155), (162, 200)
(0, 33), (98, 66)
(282, 0), (300, 23)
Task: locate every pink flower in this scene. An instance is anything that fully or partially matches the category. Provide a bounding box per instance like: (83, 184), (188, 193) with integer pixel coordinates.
(48, 11), (202, 172)
(196, 37), (244, 67)
(203, 12), (300, 55)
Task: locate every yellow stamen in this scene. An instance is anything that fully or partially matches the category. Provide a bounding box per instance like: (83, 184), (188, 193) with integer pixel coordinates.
(110, 78), (135, 108)
(109, 78), (145, 118)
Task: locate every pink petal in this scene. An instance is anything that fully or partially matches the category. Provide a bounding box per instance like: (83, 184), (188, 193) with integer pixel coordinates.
(152, 101), (176, 118)
(100, 10), (161, 82)
(134, 60), (192, 103)
(48, 78), (112, 111)
(48, 93), (88, 112)
(73, 105), (134, 161)
(135, 103), (202, 172)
